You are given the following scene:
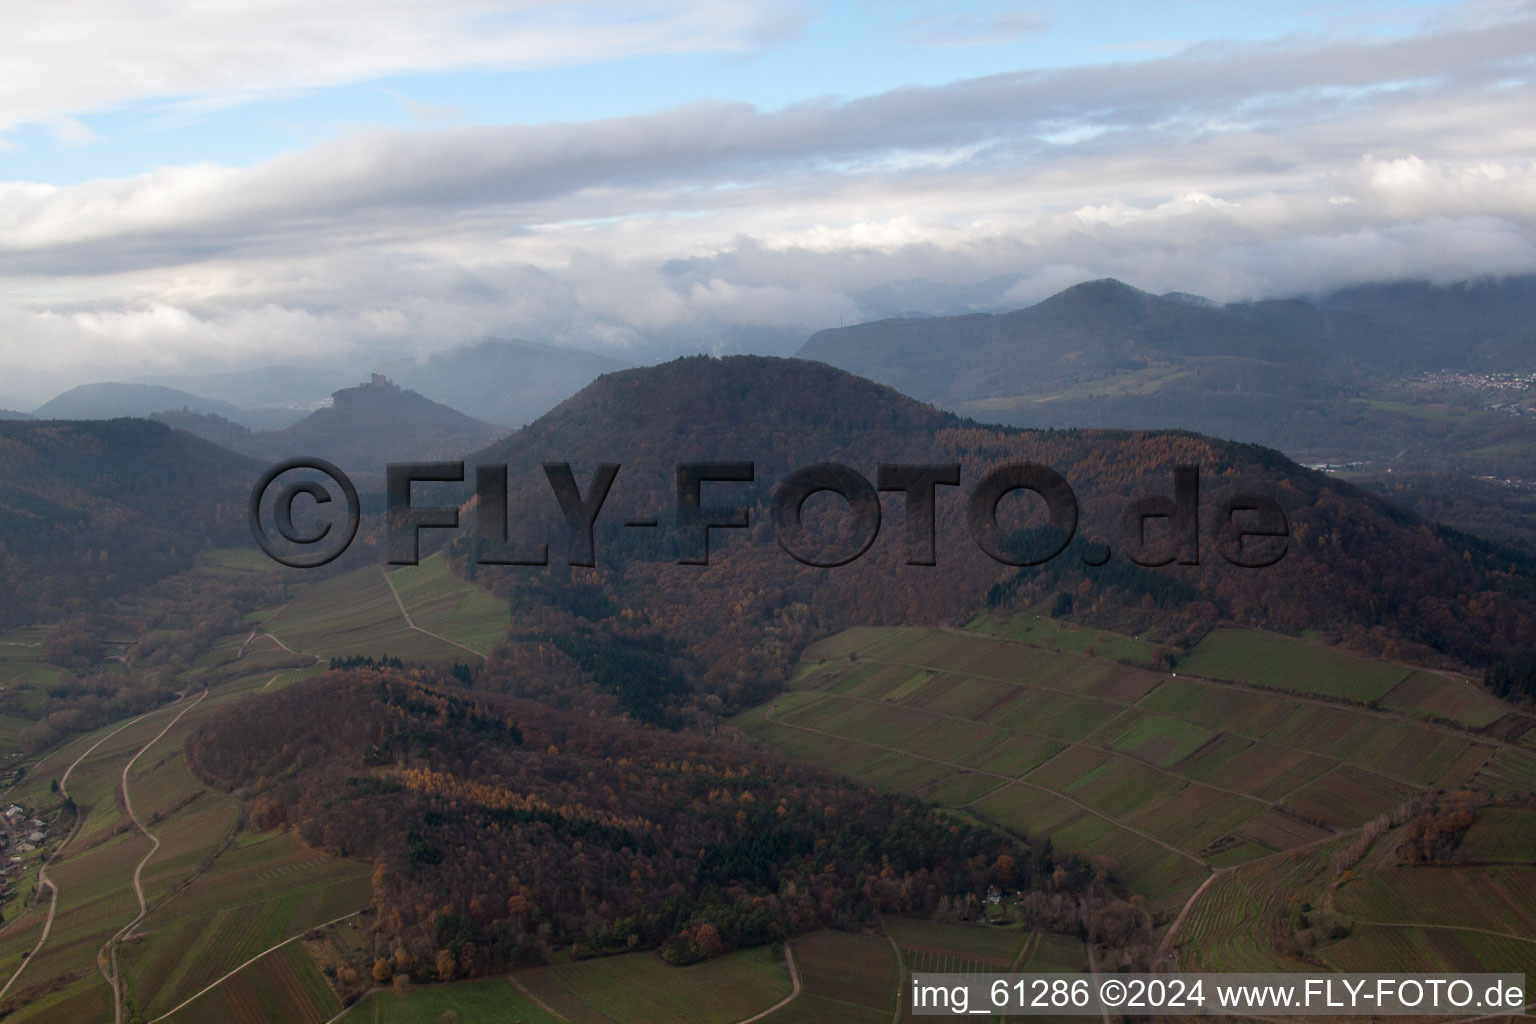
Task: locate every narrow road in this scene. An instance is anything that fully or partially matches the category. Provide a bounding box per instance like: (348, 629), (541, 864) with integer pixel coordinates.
(99, 690), (208, 1024)
(1155, 821), (1364, 968)
(1153, 866), (1227, 962)
(380, 566), (488, 660)
(0, 696), (187, 1001)
(144, 909), (363, 1024)
(876, 915), (902, 1024)
(734, 942), (802, 1024)
(239, 630), (310, 660)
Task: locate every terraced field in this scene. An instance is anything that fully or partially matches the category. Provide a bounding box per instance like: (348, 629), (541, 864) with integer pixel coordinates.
(738, 623), (1536, 922)
(0, 626), (63, 726)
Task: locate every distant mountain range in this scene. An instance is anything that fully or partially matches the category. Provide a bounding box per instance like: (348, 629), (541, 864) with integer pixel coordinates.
(798, 275), (1536, 478)
(134, 364), (355, 410)
(25, 338), (628, 437)
(32, 381), (307, 431)
(377, 338), (632, 427)
(154, 377), (506, 479)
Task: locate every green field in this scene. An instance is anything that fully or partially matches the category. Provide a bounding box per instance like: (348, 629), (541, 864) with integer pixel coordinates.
(1178, 627), (1410, 703)
(0, 626), (64, 721)
(341, 978), (563, 1023)
(966, 611), (1163, 667)
(129, 829), (371, 1021)
(738, 622), (1536, 917)
(1458, 806), (1536, 862)
(513, 946), (793, 1024)
(386, 553), (510, 655)
(262, 561), (503, 663)
(763, 930), (896, 1023)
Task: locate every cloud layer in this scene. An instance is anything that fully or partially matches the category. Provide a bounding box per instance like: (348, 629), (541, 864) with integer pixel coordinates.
(3, 5), (1536, 399)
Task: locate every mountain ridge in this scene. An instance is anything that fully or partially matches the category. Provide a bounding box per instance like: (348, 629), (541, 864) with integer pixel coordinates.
(448, 355), (1535, 723)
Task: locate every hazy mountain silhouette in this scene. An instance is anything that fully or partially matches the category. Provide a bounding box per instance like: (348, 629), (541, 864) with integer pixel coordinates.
(796, 276), (1536, 473)
(798, 278), (1325, 406)
(1317, 275), (1536, 370)
(135, 363), (353, 410)
(263, 377), (505, 476)
(378, 338), (631, 428)
(31, 381), (304, 431)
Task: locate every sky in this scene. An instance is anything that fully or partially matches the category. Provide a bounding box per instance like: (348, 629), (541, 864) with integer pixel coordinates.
(2, 0), (1535, 403)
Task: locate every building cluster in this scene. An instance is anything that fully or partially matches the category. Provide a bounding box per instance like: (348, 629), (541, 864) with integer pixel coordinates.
(0, 803), (45, 904)
(1412, 370), (1536, 413)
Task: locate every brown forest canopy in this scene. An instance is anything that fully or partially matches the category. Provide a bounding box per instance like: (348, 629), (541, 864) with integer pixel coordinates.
(188, 668), (1104, 973)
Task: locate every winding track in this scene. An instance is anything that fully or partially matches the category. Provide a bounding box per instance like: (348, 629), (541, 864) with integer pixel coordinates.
(0, 695), (189, 1002)
(734, 942), (802, 1024)
(98, 689), (207, 1024)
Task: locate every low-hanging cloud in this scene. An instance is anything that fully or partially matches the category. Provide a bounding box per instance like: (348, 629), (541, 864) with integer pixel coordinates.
(3, 6), (1536, 400)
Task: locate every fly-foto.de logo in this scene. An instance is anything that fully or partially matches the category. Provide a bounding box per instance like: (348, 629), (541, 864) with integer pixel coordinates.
(249, 459), (1289, 571)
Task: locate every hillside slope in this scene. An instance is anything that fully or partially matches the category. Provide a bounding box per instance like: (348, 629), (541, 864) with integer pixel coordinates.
(0, 418), (259, 626)
(262, 378), (505, 475)
(796, 277), (1536, 482)
(451, 355), (1535, 721)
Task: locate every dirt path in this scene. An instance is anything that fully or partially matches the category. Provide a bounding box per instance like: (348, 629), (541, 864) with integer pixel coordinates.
(734, 942), (802, 1024)
(1153, 866), (1228, 962)
(143, 908), (363, 1024)
(877, 916), (903, 1024)
(239, 629), (310, 659)
(1341, 918), (1536, 945)
(99, 689), (208, 1024)
(504, 975), (571, 1021)
(0, 696), (188, 1002)
(380, 565), (487, 660)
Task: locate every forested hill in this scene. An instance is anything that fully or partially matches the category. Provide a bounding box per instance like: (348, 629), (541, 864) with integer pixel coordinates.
(0, 418), (258, 626)
(450, 355), (1535, 723)
(263, 379), (505, 477)
(189, 667), (1104, 974)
